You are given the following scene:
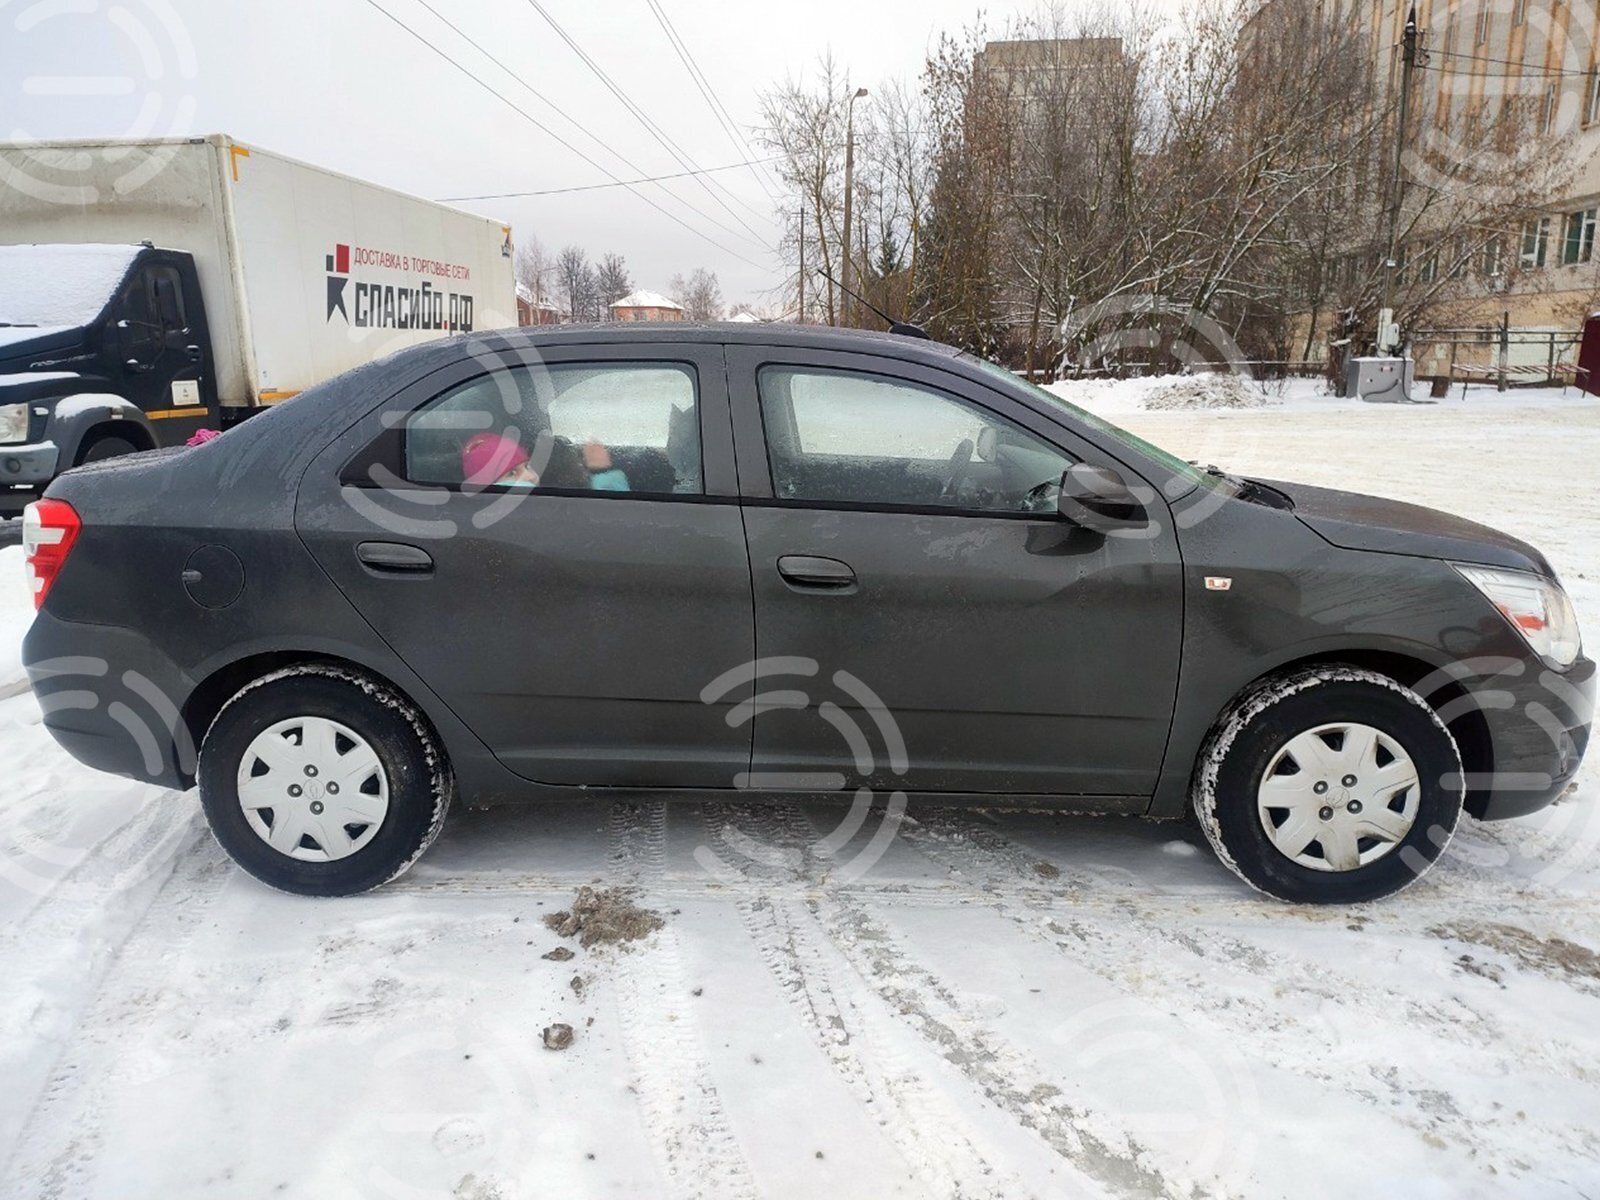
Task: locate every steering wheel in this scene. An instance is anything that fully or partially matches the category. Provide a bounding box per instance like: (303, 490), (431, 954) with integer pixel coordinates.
(1021, 478), (1059, 514)
(941, 438), (975, 500)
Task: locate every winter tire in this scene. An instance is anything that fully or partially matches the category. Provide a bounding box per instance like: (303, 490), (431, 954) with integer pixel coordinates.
(1192, 666), (1462, 904)
(199, 665), (453, 895)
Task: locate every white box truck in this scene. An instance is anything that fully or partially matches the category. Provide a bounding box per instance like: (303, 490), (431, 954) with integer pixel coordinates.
(0, 134), (517, 509)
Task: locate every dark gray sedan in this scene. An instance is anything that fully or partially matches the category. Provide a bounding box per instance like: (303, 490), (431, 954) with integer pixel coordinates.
(20, 324), (1593, 901)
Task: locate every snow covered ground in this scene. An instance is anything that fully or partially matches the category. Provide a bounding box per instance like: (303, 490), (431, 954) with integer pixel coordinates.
(2, 392), (1599, 1199)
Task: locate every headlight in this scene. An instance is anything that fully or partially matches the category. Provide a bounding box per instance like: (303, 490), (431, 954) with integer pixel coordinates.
(1454, 563), (1583, 668)
(0, 402), (27, 445)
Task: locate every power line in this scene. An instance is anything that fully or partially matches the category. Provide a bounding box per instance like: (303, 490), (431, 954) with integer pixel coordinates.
(1427, 47), (1596, 80)
(439, 156), (783, 201)
(520, 0), (777, 236)
(642, 0), (784, 204)
(359, 0), (771, 270)
(397, 0), (769, 251)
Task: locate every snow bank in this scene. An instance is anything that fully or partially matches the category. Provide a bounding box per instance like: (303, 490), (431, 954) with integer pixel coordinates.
(1143, 374), (1278, 411)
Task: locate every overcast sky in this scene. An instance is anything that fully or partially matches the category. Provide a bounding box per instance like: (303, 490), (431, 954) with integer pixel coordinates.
(2, 0), (1162, 307)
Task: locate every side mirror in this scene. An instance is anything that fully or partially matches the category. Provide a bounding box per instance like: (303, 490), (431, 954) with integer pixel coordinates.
(1057, 462), (1141, 523)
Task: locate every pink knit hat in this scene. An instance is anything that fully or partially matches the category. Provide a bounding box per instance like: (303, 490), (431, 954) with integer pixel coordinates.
(461, 433), (531, 485)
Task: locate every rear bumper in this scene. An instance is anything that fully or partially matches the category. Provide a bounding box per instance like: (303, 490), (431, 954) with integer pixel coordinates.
(22, 608), (196, 790)
(1467, 653), (1595, 820)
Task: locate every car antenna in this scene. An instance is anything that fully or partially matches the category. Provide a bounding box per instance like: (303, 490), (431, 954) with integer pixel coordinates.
(814, 268), (929, 339)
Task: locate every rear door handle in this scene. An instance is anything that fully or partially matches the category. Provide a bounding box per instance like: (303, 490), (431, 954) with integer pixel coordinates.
(777, 555), (856, 591)
(356, 541), (434, 575)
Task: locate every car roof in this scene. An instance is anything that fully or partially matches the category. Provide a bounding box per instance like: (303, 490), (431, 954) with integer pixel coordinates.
(481, 321), (965, 363)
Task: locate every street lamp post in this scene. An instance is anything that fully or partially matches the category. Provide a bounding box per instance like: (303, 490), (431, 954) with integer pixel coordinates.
(840, 85), (868, 327)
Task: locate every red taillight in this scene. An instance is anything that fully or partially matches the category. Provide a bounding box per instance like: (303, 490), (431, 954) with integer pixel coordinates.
(23, 498), (81, 611)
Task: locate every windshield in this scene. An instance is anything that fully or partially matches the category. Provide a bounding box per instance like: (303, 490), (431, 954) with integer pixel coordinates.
(0, 244), (141, 328)
(964, 355), (1211, 487)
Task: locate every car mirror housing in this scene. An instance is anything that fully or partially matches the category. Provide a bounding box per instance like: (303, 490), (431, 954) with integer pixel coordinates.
(1057, 462), (1141, 524)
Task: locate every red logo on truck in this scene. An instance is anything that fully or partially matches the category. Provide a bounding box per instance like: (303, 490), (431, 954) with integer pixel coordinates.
(323, 243), (474, 332)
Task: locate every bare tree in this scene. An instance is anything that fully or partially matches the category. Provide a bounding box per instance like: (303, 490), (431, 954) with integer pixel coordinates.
(514, 234), (555, 311)
(556, 245), (594, 322)
(671, 267), (724, 321)
(594, 253), (632, 317)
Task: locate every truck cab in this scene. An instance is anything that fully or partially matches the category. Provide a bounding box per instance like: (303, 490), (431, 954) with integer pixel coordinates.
(0, 242), (215, 512)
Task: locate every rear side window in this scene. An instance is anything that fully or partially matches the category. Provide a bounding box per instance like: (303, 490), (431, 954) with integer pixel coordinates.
(757, 366), (1074, 514)
(404, 362), (702, 495)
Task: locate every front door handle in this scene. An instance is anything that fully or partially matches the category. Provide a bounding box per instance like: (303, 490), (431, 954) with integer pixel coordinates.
(356, 541), (434, 575)
(777, 554), (856, 591)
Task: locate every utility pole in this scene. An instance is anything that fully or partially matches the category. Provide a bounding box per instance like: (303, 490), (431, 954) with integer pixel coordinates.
(840, 85), (868, 328)
(1378, 5), (1419, 356)
(797, 205), (806, 324)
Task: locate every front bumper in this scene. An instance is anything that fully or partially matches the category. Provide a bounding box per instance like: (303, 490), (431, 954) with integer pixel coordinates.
(1468, 653), (1595, 820)
(0, 439), (60, 487)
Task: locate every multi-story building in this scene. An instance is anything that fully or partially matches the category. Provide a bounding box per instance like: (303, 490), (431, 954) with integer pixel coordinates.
(1289, 0), (1600, 376)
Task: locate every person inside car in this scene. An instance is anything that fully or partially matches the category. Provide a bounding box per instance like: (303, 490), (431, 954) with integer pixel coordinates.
(461, 432), (628, 491)
(580, 440), (630, 491)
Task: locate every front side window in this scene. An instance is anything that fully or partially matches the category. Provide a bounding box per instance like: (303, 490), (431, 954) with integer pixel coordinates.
(758, 366), (1073, 514)
(404, 361), (702, 495)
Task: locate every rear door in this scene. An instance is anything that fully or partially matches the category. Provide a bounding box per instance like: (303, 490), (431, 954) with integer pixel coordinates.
(297, 340), (755, 788)
(727, 345), (1184, 798)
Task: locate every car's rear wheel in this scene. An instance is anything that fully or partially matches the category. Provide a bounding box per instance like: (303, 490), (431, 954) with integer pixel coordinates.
(1192, 666), (1462, 903)
(199, 665), (452, 895)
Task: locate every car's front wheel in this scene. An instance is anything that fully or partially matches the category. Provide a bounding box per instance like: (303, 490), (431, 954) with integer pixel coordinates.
(1192, 666), (1463, 903)
(198, 665), (453, 895)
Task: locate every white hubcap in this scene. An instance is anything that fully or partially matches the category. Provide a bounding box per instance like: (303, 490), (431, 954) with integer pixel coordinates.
(1257, 722), (1421, 872)
(237, 716), (389, 862)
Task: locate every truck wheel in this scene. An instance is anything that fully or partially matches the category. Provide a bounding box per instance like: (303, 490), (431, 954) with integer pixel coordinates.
(76, 434), (142, 465)
(198, 665), (453, 896)
(1191, 666), (1462, 904)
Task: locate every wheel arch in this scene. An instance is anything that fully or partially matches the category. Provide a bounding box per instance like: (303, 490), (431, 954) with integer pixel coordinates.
(44, 394), (156, 466)
(181, 650), (447, 777)
(1152, 644), (1493, 820)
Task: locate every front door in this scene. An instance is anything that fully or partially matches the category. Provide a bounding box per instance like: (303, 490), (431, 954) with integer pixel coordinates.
(113, 257), (211, 444)
(298, 342), (755, 789)
(727, 347), (1183, 798)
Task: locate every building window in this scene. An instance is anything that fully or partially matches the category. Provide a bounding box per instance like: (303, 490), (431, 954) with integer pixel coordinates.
(1587, 68), (1600, 127)
(1513, 0), (1527, 25)
(1418, 246), (1440, 284)
(1482, 234), (1504, 278)
(1520, 217), (1550, 269)
(1564, 208), (1598, 265)
(1542, 83), (1558, 133)
(1475, 6), (1490, 45)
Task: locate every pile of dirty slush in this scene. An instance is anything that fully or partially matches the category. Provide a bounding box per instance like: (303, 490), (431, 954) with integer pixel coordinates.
(1142, 373), (1278, 411)
(544, 886), (664, 948)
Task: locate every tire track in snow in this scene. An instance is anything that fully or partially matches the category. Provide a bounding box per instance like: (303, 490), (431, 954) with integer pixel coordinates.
(896, 810), (1600, 1167)
(706, 802), (1150, 1199)
(702, 803), (1030, 1195)
(603, 800), (761, 1200)
(1, 831), (232, 1198)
